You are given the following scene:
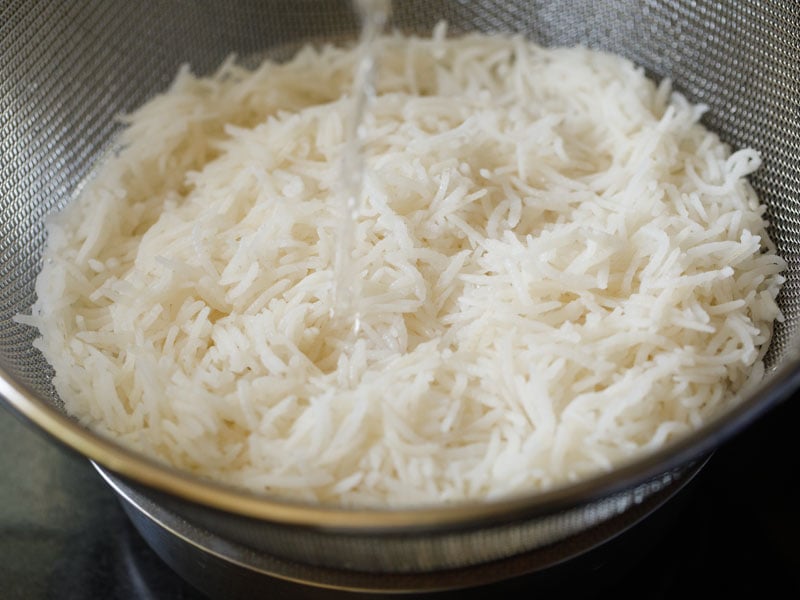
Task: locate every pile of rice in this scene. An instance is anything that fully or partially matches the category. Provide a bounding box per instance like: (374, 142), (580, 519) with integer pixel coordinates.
(23, 24), (786, 506)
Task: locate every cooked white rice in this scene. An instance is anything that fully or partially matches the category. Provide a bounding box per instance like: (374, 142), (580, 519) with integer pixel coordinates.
(22, 24), (786, 506)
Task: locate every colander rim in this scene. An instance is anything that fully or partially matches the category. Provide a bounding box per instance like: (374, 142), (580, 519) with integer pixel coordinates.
(2, 352), (798, 531)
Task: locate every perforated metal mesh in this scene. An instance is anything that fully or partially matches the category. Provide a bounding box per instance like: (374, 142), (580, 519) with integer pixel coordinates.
(2, 0), (800, 576)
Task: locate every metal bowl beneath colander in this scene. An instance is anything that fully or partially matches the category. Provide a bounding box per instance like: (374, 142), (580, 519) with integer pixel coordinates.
(97, 457), (707, 593)
(1, 0), (800, 589)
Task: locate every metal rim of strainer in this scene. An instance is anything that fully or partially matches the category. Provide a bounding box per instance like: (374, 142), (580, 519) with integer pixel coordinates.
(2, 353), (799, 532)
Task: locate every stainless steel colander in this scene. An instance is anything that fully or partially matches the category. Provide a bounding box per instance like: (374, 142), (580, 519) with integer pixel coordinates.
(2, 0), (800, 593)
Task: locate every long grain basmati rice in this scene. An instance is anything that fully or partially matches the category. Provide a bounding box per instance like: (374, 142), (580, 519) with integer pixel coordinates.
(21, 24), (786, 506)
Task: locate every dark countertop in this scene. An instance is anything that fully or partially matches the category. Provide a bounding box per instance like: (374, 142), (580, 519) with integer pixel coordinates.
(2, 394), (799, 600)
(0, 407), (204, 600)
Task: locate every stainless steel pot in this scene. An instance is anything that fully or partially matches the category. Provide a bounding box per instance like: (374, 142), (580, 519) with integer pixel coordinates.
(1, 0), (799, 592)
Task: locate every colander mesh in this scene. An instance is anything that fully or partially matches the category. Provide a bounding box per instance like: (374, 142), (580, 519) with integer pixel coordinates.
(1, 0), (800, 575)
